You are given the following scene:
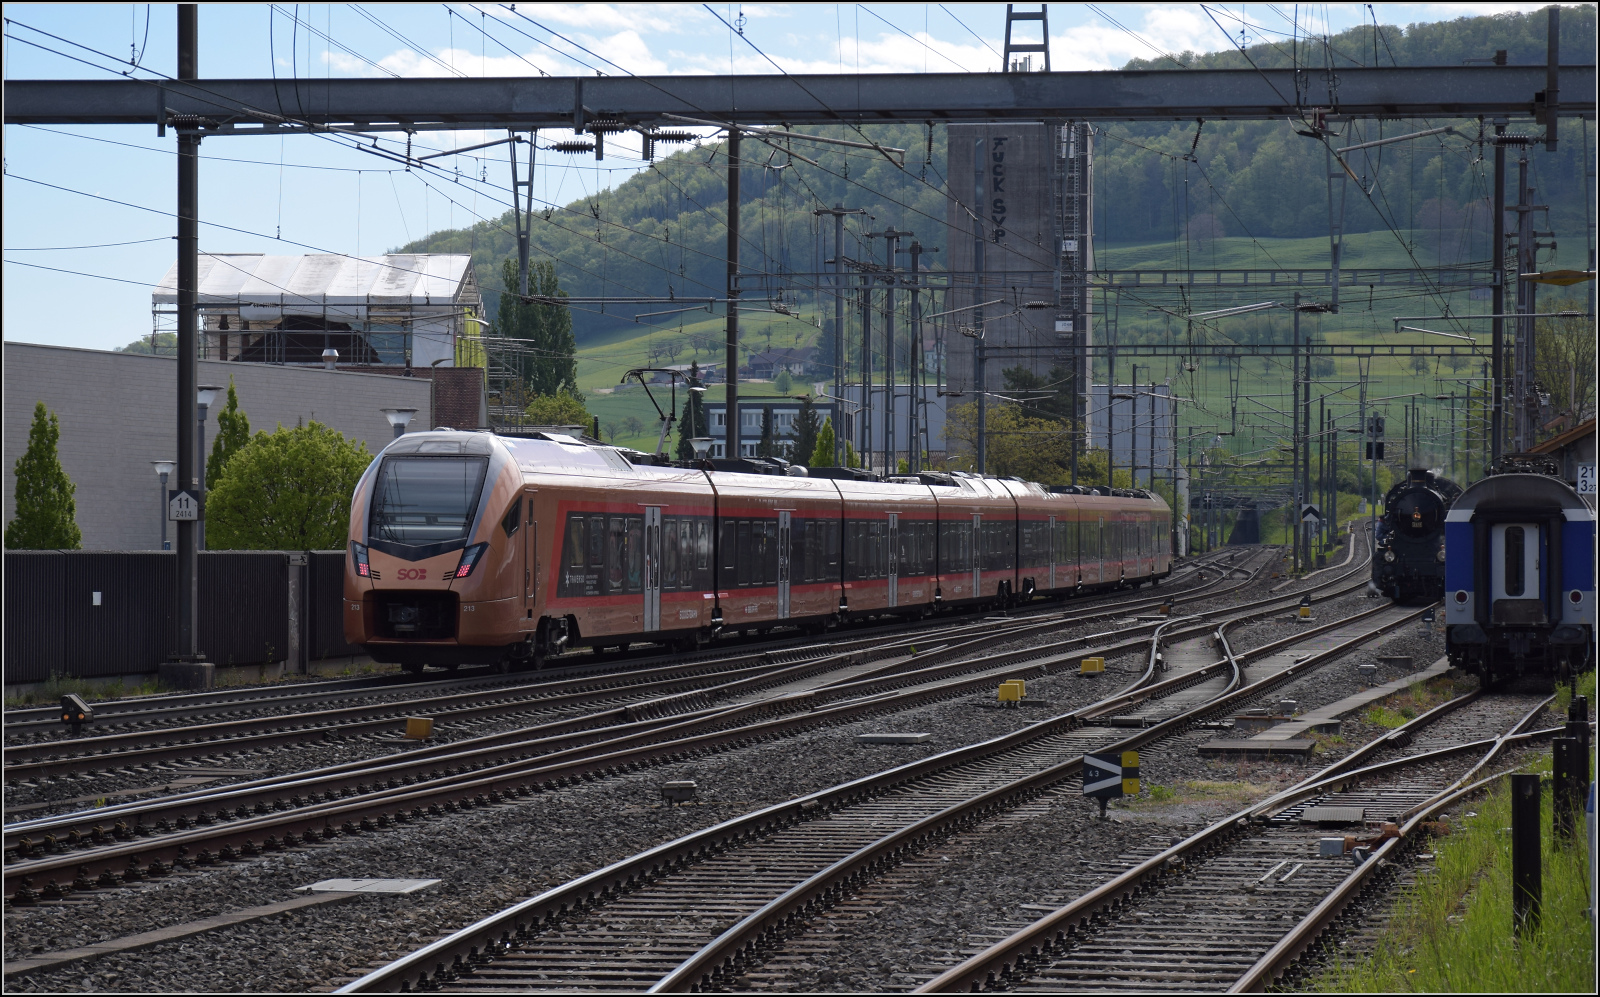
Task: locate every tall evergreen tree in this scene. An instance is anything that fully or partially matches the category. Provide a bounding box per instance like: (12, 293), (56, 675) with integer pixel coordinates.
(207, 376), (250, 490)
(791, 396), (822, 467)
(756, 405), (777, 458)
(675, 362), (710, 459)
(5, 402), (82, 550)
(496, 257), (578, 397)
(810, 417), (837, 468)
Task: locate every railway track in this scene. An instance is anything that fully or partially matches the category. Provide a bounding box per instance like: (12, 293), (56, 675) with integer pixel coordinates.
(913, 690), (1565, 993)
(4, 548), (1239, 740)
(1, 552), (1282, 893)
(326, 554), (1393, 992)
(3, 551), (1251, 783)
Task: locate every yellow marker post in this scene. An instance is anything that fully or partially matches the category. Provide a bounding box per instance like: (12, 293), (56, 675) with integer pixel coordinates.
(1120, 750), (1140, 795)
(1080, 657), (1105, 676)
(404, 717), (434, 740)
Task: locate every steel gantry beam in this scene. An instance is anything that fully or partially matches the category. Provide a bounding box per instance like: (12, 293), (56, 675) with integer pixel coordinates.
(5, 66), (1593, 132)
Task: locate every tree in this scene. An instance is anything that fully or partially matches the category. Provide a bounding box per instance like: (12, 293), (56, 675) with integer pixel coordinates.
(945, 400), (1076, 484)
(495, 256), (578, 397)
(673, 372), (711, 459)
(774, 369), (793, 394)
(207, 376), (251, 490)
(845, 440), (861, 469)
(810, 417), (837, 467)
(790, 396), (822, 467)
(603, 420), (620, 443)
(756, 406), (777, 458)
(206, 422), (372, 550)
(525, 388), (591, 427)
(622, 416), (644, 437)
(5, 402), (82, 549)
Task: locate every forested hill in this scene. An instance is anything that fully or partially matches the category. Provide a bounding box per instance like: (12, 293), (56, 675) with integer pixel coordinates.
(396, 4), (1595, 343)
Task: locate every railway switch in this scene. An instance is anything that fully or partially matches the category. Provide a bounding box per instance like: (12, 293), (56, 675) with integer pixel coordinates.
(60, 694), (93, 736)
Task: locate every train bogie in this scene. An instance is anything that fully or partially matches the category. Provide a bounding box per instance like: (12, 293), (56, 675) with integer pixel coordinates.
(345, 432), (1174, 671)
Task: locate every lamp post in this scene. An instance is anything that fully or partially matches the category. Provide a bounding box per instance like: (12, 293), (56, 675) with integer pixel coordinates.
(196, 384), (221, 550)
(381, 407), (419, 440)
(152, 460), (175, 551)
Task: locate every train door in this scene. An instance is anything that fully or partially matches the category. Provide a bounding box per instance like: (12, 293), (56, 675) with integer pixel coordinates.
(1048, 516), (1057, 590)
(971, 513), (982, 597)
(1490, 523), (1544, 623)
(521, 490), (537, 630)
(886, 514), (900, 608)
(643, 506), (662, 631)
(777, 511), (792, 619)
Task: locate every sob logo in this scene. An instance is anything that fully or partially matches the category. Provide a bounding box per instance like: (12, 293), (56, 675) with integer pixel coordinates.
(397, 568), (428, 580)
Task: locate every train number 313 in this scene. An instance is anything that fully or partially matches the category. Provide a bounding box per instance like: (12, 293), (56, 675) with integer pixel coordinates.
(397, 568), (428, 580)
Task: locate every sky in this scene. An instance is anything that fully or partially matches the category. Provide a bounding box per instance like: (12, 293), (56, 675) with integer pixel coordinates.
(1, 2), (1564, 352)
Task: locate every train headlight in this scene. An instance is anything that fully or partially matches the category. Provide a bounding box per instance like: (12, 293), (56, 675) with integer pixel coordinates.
(453, 542), (489, 579)
(351, 541), (371, 578)
(1384, 550), (1396, 563)
(1436, 548), (1446, 563)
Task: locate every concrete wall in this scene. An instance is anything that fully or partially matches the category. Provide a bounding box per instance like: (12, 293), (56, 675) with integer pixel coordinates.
(3, 342), (430, 551)
(946, 123), (1061, 395)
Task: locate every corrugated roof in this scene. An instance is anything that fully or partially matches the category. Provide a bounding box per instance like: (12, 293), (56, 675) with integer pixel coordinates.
(153, 254), (473, 307)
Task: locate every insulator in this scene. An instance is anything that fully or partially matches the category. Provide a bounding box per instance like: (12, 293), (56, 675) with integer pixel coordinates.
(649, 130), (696, 143)
(552, 141), (596, 154)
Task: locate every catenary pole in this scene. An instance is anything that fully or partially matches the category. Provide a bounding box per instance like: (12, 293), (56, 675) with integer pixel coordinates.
(174, 4), (201, 663)
(724, 128), (740, 462)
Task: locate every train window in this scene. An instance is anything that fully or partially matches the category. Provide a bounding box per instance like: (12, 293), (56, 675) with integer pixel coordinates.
(663, 518), (680, 588)
(1504, 526), (1525, 596)
(606, 518), (626, 592)
(630, 518), (644, 590)
(764, 520), (779, 585)
(697, 521), (710, 572)
(825, 520), (840, 574)
(587, 516), (606, 568)
(679, 521), (693, 587)
(564, 516), (585, 569)
(737, 521), (754, 586)
(720, 520), (737, 576)
(368, 456), (488, 547)
(502, 498), (522, 538)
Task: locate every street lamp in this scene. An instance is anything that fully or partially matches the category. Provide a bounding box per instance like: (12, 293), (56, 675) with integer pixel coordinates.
(196, 385), (221, 550)
(152, 460), (175, 551)
(381, 407), (419, 439)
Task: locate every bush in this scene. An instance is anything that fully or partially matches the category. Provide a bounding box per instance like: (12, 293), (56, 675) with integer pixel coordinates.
(206, 422), (372, 550)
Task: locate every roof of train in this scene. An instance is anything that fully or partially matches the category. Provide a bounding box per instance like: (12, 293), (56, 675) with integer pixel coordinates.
(1446, 472), (1594, 520)
(383, 431), (1169, 508)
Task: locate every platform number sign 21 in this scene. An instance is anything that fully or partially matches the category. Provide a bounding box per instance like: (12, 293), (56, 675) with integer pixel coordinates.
(1579, 464), (1596, 495)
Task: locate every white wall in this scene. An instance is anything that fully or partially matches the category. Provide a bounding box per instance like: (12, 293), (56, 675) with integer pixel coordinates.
(3, 343), (430, 550)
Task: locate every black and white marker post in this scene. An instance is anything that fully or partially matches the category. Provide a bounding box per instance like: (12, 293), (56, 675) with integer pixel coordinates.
(1083, 751), (1141, 818)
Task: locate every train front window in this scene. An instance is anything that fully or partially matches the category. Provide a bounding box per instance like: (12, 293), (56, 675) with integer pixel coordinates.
(1504, 526), (1525, 596)
(369, 457), (487, 547)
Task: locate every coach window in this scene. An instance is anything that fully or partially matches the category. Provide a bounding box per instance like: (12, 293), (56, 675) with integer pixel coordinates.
(737, 520), (754, 586)
(565, 516), (585, 569)
(720, 519), (737, 578)
(663, 518), (680, 588)
(1504, 526), (1526, 596)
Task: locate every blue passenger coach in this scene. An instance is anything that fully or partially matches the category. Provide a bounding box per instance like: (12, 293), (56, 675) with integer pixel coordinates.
(1444, 468), (1595, 682)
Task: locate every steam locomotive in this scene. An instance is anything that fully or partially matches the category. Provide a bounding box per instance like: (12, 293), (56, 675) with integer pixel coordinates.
(343, 430), (1173, 672)
(1372, 468), (1461, 603)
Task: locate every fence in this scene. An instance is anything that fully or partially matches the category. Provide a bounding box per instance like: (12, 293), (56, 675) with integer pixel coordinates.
(3, 550), (363, 685)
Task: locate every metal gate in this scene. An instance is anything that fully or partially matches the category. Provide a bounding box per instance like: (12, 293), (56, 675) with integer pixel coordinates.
(644, 506), (662, 631)
(887, 513), (899, 608)
(777, 511), (792, 619)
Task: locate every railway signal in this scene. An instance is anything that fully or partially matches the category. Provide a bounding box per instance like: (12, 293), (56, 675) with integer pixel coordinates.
(60, 694), (93, 736)
(1083, 751), (1139, 817)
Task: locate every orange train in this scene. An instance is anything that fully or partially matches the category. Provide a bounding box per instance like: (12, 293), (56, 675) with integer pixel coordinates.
(343, 431), (1173, 672)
